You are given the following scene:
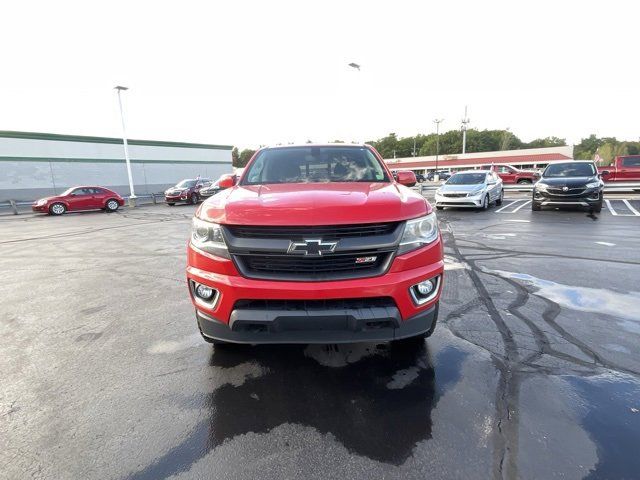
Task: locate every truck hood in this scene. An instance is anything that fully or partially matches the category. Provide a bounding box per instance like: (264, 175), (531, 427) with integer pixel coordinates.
(199, 182), (430, 225)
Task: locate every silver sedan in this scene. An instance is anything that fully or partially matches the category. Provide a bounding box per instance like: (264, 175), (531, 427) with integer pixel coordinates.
(434, 170), (504, 210)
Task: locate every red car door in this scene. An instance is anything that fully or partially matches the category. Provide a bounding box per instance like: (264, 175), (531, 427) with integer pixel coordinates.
(65, 188), (95, 211)
(89, 188), (107, 209)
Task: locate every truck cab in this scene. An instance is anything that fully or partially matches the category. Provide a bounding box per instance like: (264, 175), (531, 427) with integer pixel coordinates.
(481, 164), (540, 184)
(598, 155), (640, 182)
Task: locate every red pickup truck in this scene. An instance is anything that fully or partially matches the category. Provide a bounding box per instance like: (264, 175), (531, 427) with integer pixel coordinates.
(598, 155), (640, 182)
(186, 144), (444, 346)
(481, 164), (540, 184)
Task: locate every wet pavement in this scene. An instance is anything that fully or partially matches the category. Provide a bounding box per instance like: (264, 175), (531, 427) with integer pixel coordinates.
(1, 200), (639, 479)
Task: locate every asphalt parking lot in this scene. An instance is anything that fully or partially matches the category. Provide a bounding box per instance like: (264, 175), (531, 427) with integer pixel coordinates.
(1, 196), (639, 480)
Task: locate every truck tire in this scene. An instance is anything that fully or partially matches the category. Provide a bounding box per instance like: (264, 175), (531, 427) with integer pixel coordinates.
(517, 179), (532, 184)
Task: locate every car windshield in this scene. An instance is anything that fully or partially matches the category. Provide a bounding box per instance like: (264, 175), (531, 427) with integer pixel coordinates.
(445, 173), (487, 185)
(175, 180), (197, 188)
(61, 187), (76, 195)
(544, 163), (595, 177)
(241, 146), (390, 185)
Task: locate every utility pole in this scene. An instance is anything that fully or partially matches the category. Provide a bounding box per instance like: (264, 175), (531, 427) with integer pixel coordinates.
(433, 119), (444, 180)
(412, 137), (417, 157)
(461, 105), (470, 154)
(114, 86), (136, 206)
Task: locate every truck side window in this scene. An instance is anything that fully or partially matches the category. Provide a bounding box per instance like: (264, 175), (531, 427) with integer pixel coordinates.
(622, 157), (640, 167)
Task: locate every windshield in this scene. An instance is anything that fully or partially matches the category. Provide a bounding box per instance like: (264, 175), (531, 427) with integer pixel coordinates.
(445, 173), (487, 185)
(61, 187), (76, 196)
(241, 147), (390, 185)
(175, 180), (197, 188)
(543, 163), (595, 178)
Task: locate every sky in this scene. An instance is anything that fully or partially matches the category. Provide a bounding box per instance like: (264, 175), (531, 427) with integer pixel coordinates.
(1, 0), (638, 150)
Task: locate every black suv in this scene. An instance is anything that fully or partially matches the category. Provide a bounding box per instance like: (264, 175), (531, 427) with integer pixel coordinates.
(164, 178), (211, 205)
(532, 161), (604, 213)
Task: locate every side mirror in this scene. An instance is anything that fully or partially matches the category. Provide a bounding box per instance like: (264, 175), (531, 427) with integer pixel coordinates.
(218, 174), (237, 189)
(396, 171), (417, 187)
(600, 170), (610, 176)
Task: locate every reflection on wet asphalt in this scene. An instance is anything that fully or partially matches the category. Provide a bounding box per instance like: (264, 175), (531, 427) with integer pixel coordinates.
(127, 342), (467, 479)
(569, 374), (640, 479)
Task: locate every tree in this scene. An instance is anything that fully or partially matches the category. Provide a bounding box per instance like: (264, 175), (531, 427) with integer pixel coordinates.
(526, 137), (566, 148)
(236, 149), (256, 168)
(231, 147), (240, 167)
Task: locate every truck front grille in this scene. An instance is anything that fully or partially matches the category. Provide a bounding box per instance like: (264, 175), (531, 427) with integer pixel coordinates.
(226, 222), (398, 240)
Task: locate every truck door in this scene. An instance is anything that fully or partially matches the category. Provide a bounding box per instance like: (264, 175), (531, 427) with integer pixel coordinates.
(620, 156), (640, 181)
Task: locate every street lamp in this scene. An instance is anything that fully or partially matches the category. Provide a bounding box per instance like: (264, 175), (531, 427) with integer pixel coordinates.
(114, 86), (136, 206)
(461, 106), (470, 154)
(433, 118), (444, 180)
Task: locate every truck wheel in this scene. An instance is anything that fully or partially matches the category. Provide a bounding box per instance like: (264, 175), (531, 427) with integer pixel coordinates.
(49, 203), (66, 215)
(496, 189), (504, 206)
(105, 199), (120, 212)
(517, 179), (532, 184)
(167, 203), (175, 206)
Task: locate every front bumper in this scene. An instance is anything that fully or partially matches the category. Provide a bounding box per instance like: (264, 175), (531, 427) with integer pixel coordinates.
(533, 188), (602, 207)
(165, 194), (189, 203)
(196, 301), (438, 344)
(31, 204), (48, 212)
(186, 238), (444, 343)
(435, 192), (484, 208)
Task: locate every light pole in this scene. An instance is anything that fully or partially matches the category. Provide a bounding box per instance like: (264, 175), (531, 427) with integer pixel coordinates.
(114, 86), (136, 206)
(433, 118), (443, 180)
(461, 106), (470, 154)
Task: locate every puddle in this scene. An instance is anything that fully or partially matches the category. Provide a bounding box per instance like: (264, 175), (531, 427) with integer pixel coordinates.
(481, 267), (640, 322)
(304, 343), (386, 367)
(484, 233), (517, 240)
(567, 373), (640, 479)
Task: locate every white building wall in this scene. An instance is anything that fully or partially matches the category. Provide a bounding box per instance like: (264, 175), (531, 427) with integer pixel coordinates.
(0, 133), (233, 201)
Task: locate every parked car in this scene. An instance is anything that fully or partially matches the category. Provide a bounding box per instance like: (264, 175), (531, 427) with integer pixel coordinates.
(165, 178), (211, 205)
(199, 180), (228, 198)
(31, 186), (125, 215)
(427, 170), (452, 181)
(481, 164), (540, 184)
(597, 155), (640, 182)
(415, 173), (426, 183)
(532, 161), (604, 212)
(187, 144), (443, 345)
(434, 170), (503, 210)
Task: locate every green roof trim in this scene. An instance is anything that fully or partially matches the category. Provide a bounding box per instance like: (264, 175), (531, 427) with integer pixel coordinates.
(0, 130), (234, 150)
(0, 156), (231, 165)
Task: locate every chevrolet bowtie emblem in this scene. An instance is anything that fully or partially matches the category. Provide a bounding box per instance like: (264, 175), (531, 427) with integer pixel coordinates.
(287, 239), (337, 256)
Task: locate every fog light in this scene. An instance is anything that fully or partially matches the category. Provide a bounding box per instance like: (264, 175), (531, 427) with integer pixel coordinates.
(195, 284), (215, 300)
(410, 276), (440, 305)
(416, 280), (435, 296)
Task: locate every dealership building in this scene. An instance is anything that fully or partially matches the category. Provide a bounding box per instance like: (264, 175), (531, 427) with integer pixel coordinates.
(385, 145), (574, 174)
(0, 131), (233, 201)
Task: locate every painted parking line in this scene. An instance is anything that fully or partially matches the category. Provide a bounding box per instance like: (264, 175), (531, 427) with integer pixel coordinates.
(604, 199), (618, 216)
(495, 199), (528, 213)
(511, 200), (531, 212)
(622, 199), (640, 216)
(605, 199), (640, 217)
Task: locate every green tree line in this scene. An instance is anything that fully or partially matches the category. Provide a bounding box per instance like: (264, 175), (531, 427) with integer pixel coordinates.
(231, 132), (640, 168)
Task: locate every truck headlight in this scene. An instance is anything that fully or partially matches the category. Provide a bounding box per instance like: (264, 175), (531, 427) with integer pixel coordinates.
(190, 217), (229, 258)
(398, 213), (439, 255)
(585, 181), (600, 189)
